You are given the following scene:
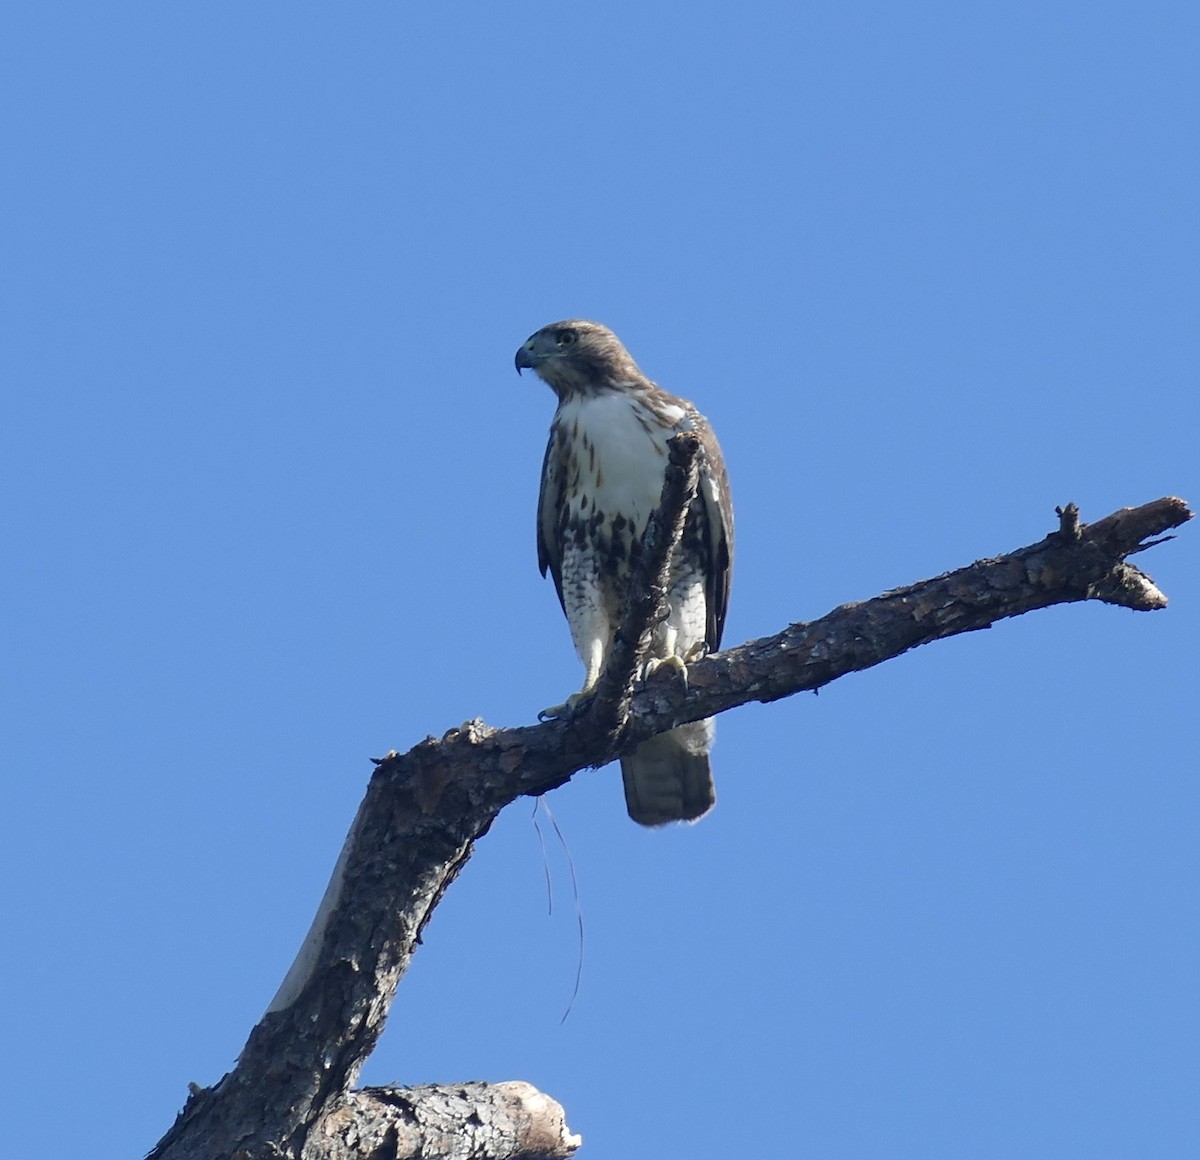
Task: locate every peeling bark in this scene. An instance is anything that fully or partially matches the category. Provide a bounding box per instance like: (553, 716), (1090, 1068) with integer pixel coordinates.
(306, 1084), (581, 1160)
(148, 475), (1190, 1160)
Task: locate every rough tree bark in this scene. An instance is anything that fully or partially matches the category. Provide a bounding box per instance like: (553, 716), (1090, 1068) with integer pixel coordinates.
(148, 435), (1191, 1160)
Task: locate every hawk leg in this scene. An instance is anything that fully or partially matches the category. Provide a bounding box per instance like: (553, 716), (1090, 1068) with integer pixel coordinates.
(540, 620), (607, 721)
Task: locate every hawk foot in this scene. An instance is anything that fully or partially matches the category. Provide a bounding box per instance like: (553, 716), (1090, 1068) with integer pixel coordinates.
(642, 643), (708, 689)
(538, 689), (595, 722)
(643, 653), (690, 689)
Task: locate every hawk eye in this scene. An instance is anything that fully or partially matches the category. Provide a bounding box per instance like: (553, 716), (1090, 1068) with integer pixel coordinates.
(555, 329), (578, 347)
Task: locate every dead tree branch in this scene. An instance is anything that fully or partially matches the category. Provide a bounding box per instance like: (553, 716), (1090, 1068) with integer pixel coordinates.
(148, 489), (1191, 1160)
(304, 1084), (581, 1160)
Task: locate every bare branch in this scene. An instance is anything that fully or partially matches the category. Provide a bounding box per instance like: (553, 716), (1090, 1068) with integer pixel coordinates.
(149, 495), (1191, 1160)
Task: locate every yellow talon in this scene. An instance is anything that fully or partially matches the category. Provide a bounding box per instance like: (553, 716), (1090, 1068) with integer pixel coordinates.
(538, 689), (595, 721)
(643, 653), (691, 689)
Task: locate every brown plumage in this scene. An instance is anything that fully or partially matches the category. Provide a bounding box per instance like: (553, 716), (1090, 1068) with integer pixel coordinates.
(515, 320), (734, 825)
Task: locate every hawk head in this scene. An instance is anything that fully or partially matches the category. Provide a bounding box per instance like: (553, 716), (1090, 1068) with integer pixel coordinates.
(515, 319), (644, 398)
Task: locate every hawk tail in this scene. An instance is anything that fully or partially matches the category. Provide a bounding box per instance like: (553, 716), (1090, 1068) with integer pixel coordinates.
(620, 719), (716, 826)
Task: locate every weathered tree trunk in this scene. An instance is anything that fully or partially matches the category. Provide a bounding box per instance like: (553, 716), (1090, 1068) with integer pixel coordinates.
(148, 437), (1190, 1159)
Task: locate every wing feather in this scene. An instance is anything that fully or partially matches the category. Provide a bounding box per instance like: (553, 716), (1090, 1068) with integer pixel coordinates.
(536, 419), (568, 614)
(694, 416), (734, 650)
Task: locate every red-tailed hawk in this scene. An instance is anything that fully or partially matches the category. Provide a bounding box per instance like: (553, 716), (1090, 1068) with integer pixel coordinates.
(516, 320), (733, 826)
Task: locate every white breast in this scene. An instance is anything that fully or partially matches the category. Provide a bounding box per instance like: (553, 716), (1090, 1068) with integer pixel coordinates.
(559, 392), (688, 529)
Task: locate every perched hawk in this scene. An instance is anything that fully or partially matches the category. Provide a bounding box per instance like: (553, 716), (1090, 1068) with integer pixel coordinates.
(515, 320), (734, 826)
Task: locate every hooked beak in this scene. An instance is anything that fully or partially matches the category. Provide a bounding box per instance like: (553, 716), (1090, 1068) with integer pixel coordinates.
(514, 343), (537, 375)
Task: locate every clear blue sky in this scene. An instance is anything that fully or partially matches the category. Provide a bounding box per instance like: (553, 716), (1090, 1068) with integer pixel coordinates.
(2, 4), (1197, 1157)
